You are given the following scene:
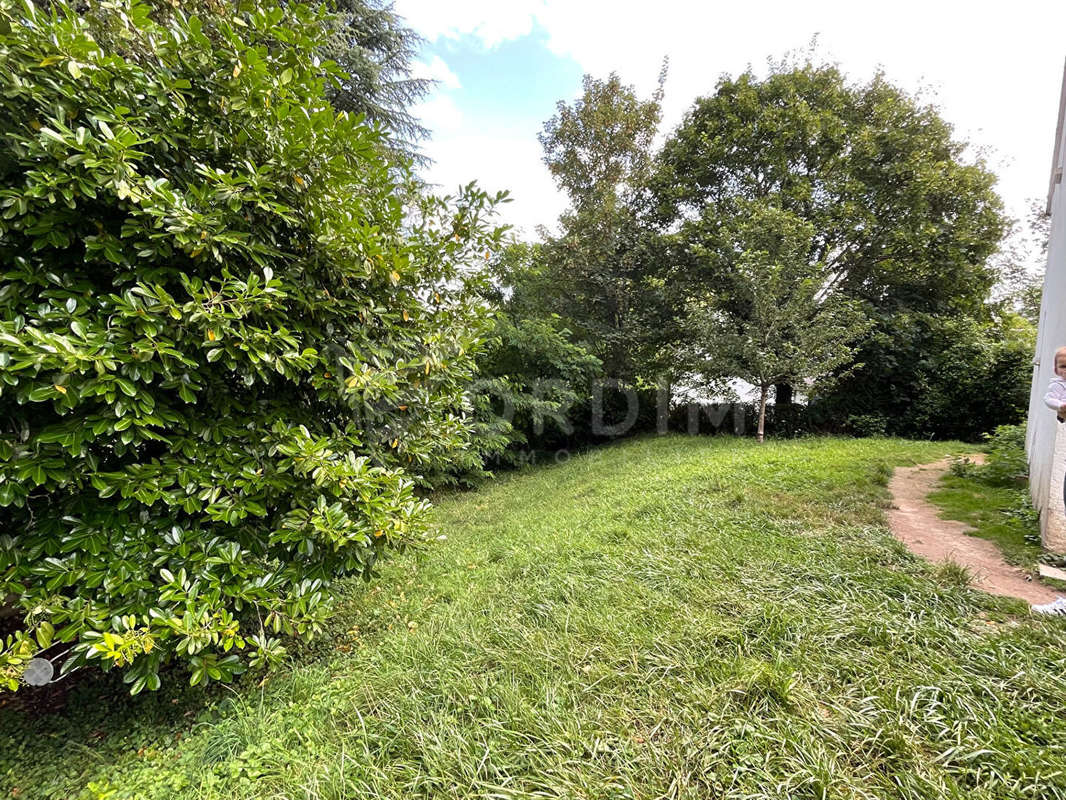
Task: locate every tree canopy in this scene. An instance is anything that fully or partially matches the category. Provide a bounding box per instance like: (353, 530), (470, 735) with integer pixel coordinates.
(320, 0), (434, 163)
(681, 202), (871, 441)
(652, 62), (1015, 438)
(654, 63), (1007, 316)
(534, 68), (675, 384)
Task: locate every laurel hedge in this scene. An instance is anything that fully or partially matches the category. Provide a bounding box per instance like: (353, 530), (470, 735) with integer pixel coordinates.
(0, 0), (505, 693)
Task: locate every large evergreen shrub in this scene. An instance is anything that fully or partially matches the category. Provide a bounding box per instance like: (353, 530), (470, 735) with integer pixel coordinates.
(0, 0), (504, 692)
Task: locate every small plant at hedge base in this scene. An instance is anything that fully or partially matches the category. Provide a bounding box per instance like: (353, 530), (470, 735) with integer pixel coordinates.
(1005, 493), (1044, 547)
(0, 1), (505, 693)
(980, 424), (1029, 487)
(947, 425), (1029, 487)
(949, 455), (982, 479)
(0, 634), (36, 691)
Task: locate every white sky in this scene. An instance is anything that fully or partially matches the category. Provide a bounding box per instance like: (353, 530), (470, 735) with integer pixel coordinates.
(397, 0), (1066, 241)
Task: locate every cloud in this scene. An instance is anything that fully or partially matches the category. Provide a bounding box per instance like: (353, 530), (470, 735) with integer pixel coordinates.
(413, 94), (464, 136)
(412, 54), (462, 90)
(419, 132), (565, 238)
(395, 1), (541, 49)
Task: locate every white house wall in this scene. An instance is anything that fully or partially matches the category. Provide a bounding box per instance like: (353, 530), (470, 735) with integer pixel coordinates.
(1028, 74), (1066, 550)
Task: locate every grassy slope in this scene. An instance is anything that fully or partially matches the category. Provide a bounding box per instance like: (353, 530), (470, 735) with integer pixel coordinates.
(6, 436), (1066, 799)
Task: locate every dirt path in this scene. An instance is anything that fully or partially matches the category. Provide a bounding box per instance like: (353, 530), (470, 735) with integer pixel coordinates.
(887, 458), (1060, 605)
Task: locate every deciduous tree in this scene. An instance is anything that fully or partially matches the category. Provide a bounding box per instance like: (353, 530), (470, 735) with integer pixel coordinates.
(536, 68), (675, 384)
(654, 61), (1009, 432)
(681, 203), (870, 442)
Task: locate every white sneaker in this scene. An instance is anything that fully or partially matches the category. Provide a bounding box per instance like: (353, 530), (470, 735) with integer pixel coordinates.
(1031, 597), (1066, 616)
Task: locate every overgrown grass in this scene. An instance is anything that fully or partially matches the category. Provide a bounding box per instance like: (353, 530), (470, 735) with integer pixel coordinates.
(7, 435), (1066, 799)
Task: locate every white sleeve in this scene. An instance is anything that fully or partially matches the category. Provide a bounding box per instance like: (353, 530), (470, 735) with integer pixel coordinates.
(1046, 381), (1066, 412)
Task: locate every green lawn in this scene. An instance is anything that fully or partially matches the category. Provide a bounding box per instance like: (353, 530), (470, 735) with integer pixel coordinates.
(6, 435), (1066, 799)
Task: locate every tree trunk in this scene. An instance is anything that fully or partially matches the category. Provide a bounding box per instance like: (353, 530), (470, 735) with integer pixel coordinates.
(757, 384), (768, 443)
(656, 377), (671, 435)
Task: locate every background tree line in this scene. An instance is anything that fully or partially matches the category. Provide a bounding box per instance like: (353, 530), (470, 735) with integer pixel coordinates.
(478, 61), (1038, 454)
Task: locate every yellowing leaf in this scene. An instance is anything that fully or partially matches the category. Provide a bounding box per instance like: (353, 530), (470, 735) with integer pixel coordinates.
(207, 329), (216, 341)
(390, 439), (398, 448)
(54, 384), (67, 394)
(402, 310), (409, 321)
(390, 270), (400, 284)
(232, 63), (241, 78)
